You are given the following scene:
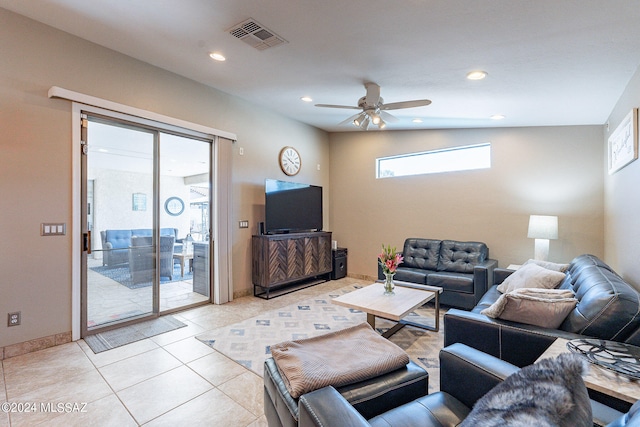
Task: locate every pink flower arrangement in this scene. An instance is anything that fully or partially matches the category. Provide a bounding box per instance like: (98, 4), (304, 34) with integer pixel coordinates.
(378, 244), (404, 275)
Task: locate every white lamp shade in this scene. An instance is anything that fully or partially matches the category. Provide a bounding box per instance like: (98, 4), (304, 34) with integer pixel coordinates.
(527, 215), (558, 240)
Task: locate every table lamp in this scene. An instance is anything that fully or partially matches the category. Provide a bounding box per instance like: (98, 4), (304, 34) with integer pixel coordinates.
(527, 215), (558, 261)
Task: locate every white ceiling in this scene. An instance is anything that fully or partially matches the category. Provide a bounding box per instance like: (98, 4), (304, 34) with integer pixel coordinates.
(3, 0), (640, 132)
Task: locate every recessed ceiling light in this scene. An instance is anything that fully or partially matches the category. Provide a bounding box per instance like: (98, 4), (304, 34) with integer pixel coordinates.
(209, 52), (226, 61)
(466, 70), (487, 80)
(490, 114), (505, 120)
(300, 96), (313, 102)
(412, 118), (423, 123)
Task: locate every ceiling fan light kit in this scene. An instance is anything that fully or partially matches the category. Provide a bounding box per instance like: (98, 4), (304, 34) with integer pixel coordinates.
(353, 112), (367, 127)
(315, 82), (431, 130)
(358, 116), (371, 130)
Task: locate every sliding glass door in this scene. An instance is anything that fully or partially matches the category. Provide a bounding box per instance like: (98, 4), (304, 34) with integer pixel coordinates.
(81, 114), (212, 335)
(159, 133), (211, 310)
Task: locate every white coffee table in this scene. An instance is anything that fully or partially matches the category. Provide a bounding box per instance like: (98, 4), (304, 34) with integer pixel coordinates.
(331, 281), (443, 338)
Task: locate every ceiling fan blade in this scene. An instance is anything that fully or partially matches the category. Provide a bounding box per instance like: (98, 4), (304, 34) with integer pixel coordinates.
(380, 111), (399, 123)
(381, 99), (432, 110)
(315, 103), (360, 110)
(364, 82), (381, 106)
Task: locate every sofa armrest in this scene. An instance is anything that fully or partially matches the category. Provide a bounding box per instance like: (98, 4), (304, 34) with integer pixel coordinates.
(439, 343), (519, 409)
(473, 259), (498, 302)
(494, 267), (515, 285)
(299, 386), (370, 427)
(444, 309), (584, 367)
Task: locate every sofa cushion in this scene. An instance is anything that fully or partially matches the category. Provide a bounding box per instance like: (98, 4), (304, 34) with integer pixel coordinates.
(104, 229), (133, 249)
(402, 239), (441, 270)
(471, 285), (502, 314)
(497, 263), (565, 293)
(437, 240), (487, 274)
(427, 272), (474, 294)
(461, 353), (591, 427)
(394, 267), (429, 284)
(559, 263), (640, 339)
(369, 391), (470, 427)
(564, 253), (618, 274)
(523, 258), (570, 272)
(481, 288), (578, 329)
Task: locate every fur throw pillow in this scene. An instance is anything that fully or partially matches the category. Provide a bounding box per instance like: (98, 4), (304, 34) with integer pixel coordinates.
(461, 353), (592, 427)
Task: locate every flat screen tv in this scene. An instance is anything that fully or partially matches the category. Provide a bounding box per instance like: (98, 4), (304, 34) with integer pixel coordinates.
(265, 179), (322, 234)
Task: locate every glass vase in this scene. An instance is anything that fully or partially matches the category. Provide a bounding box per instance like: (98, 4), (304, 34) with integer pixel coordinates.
(383, 272), (395, 295)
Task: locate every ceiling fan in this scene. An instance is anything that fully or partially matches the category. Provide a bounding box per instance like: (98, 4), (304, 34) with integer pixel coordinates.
(315, 82), (431, 130)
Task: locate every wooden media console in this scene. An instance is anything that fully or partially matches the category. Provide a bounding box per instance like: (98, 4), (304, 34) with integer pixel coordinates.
(252, 231), (332, 299)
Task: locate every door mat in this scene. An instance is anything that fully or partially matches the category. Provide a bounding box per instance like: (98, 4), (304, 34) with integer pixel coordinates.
(84, 315), (187, 353)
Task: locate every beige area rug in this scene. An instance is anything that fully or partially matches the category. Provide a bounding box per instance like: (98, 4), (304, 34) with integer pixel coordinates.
(196, 283), (446, 392)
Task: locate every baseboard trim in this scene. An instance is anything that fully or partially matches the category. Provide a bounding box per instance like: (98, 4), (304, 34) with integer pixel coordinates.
(233, 288), (252, 299)
(347, 273), (376, 282)
(1, 331), (72, 360)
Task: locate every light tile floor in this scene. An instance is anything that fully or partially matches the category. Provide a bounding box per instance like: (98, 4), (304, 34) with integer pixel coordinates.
(0, 278), (359, 427)
(87, 258), (208, 329)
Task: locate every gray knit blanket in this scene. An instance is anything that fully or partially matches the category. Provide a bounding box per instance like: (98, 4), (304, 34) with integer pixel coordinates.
(270, 322), (410, 398)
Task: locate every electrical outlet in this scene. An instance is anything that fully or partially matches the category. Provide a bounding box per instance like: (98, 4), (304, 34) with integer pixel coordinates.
(8, 312), (21, 327)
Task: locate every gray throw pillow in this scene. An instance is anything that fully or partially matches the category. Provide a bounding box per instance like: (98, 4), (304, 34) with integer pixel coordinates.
(461, 353), (591, 427)
(497, 263), (566, 293)
(481, 288), (578, 329)
(523, 258), (570, 272)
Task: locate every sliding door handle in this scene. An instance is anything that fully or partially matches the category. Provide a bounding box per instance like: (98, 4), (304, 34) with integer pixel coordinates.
(84, 231), (92, 254)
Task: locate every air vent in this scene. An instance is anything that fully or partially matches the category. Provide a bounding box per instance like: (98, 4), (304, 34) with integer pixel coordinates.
(227, 18), (287, 51)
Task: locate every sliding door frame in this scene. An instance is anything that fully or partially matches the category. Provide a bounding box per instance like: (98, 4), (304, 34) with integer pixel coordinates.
(55, 87), (236, 341)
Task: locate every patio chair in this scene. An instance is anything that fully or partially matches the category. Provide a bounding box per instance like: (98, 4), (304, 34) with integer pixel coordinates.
(128, 235), (175, 285)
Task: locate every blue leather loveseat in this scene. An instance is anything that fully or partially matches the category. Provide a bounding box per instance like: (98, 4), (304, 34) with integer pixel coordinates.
(100, 228), (178, 266)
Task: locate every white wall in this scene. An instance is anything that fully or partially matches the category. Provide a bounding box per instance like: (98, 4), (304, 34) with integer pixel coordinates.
(604, 66), (640, 288)
(0, 8), (329, 348)
(329, 126), (605, 279)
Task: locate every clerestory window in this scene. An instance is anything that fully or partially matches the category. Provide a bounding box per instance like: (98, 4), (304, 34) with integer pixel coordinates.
(376, 143), (491, 178)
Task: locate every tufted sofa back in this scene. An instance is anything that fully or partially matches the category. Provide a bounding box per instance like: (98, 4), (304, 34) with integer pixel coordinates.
(401, 238), (488, 274)
(437, 240), (488, 274)
(104, 229), (133, 249)
(558, 254), (640, 342)
(402, 239), (442, 270)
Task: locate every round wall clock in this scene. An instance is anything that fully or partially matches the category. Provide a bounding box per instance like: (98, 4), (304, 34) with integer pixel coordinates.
(279, 146), (301, 176)
(164, 196), (185, 216)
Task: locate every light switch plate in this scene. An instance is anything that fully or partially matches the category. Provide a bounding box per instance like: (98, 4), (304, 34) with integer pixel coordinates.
(41, 223), (66, 236)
